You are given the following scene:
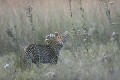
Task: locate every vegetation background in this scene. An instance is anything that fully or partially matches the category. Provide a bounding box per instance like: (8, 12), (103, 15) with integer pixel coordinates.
(0, 0), (120, 80)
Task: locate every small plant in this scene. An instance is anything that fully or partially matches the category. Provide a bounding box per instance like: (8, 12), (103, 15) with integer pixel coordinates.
(79, 0), (87, 30)
(25, 4), (36, 43)
(111, 32), (120, 49)
(68, 0), (74, 29)
(6, 26), (26, 71)
(26, 4), (34, 31)
(99, 0), (114, 28)
(6, 26), (19, 52)
(82, 28), (93, 52)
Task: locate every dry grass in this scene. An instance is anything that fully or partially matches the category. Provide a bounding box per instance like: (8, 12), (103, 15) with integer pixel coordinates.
(0, 0), (120, 80)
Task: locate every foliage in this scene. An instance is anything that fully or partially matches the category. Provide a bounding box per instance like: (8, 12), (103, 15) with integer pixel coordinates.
(0, 0), (120, 80)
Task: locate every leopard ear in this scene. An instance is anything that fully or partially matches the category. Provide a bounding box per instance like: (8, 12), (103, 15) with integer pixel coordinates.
(64, 31), (69, 36)
(55, 32), (59, 36)
(45, 35), (50, 39)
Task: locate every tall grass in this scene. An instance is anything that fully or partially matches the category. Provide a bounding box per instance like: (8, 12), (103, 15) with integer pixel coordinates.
(0, 0), (120, 80)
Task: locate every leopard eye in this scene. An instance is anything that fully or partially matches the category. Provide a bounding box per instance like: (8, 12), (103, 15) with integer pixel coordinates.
(45, 39), (50, 45)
